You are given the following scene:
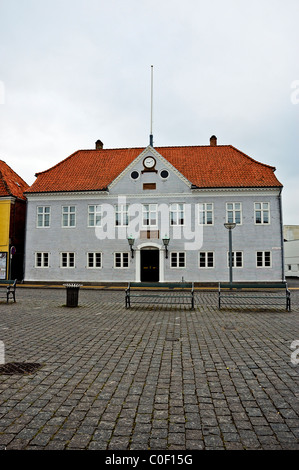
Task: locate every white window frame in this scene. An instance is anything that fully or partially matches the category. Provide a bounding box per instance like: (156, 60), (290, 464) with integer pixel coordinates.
(115, 204), (129, 227)
(87, 252), (102, 269)
(199, 251), (214, 268)
(170, 251), (186, 268)
(170, 203), (185, 226)
(114, 252), (130, 268)
(254, 202), (270, 225)
(226, 202), (242, 225)
(37, 206), (50, 228)
(142, 204), (158, 228)
(256, 251), (272, 268)
(227, 251), (243, 268)
(88, 205), (102, 227)
(198, 203), (214, 225)
(35, 252), (50, 268)
(61, 252), (75, 268)
(62, 206), (76, 228)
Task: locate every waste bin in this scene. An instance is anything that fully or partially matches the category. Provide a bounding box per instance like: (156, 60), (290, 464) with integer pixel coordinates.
(64, 283), (82, 307)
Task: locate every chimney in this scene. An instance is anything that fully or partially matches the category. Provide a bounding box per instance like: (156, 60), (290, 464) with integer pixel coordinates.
(95, 139), (103, 150)
(210, 135), (217, 146)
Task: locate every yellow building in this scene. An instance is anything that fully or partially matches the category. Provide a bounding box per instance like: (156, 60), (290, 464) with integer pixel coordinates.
(0, 160), (29, 280)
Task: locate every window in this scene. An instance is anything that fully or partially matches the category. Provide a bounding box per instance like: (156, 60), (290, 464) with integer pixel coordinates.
(256, 251), (271, 268)
(114, 252), (129, 268)
(227, 251), (243, 268)
(61, 252), (75, 268)
(142, 204), (157, 227)
(226, 203), (242, 224)
(37, 206), (50, 227)
(255, 203), (270, 224)
(199, 203), (213, 225)
(131, 171), (139, 180)
(87, 252), (102, 268)
(199, 252), (214, 268)
(62, 206), (76, 227)
(115, 204), (129, 226)
(160, 169), (169, 179)
(170, 252), (186, 268)
(35, 252), (49, 268)
(88, 205), (102, 227)
(170, 203), (184, 226)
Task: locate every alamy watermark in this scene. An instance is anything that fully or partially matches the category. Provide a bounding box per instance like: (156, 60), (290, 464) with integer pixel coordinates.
(94, 197), (204, 251)
(290, 340), (299, 365)
(290, 80), (299, 105)
(0, 340), (4, 365)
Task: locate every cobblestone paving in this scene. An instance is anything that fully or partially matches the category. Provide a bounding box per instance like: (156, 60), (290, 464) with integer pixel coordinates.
(0, 286), (298, 450)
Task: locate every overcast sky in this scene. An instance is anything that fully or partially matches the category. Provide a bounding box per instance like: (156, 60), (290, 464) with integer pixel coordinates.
(0, 0), (298, 224)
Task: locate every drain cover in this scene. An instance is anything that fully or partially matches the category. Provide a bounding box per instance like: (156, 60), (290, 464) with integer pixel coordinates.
(0, 362), (42, 375)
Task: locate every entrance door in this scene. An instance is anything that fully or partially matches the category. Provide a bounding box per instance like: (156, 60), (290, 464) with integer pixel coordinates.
(141, 249), (159, 282)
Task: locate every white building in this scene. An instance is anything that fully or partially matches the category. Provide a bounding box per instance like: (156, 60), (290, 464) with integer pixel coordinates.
(284, 225), (299, 277)
(24, 136), (284, 285)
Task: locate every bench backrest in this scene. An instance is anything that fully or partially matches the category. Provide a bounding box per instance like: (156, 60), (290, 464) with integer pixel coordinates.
(219, 282), (288, 290)
(128, 282), (193, 289)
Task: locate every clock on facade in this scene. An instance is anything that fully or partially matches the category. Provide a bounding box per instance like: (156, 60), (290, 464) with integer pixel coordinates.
(143, 156), (156, 169)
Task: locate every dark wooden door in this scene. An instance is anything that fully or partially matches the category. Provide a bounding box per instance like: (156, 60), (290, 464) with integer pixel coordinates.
(141, 250), (159, 282)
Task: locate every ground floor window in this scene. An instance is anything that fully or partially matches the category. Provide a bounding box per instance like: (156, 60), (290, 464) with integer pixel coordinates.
(35, 252), (49, 268)
(199, 251), (214, 268)
(87, 252), (102, 268)
(256, 251), (271, 267)
(61, 252), (75, 268)
(114, 252), (129, 268)
(170, 252), (186, 268)
(227, 251), (243, 268)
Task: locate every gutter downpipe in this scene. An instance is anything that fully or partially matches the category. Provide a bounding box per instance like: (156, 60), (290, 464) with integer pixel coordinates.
(278, 187), (285, 282)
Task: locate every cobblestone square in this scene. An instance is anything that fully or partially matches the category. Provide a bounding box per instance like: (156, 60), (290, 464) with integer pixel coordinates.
(0, 285), (298, 450)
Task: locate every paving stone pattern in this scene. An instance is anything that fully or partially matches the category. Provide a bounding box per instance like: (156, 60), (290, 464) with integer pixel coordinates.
(0, 286), (298, 450)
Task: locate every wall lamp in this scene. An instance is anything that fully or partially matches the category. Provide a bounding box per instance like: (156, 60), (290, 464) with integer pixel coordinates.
(127, 235), (135, 258)
(162, 235), (170, 259)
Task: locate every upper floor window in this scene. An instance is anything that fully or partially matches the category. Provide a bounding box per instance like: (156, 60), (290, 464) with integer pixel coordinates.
(62, 206), (76, 227)
(115, 204), (129, 226)
(255, 203), (270, 224)
(37, 206), (50, 227)
(226, 203), (242, 225)
(199, 203), (213, 225)
(142, 204), (157, 227)
(88, 205), (102, 227)
(170, 203), (184, 226)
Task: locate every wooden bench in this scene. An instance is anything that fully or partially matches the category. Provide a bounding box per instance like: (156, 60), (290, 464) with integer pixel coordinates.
(0, 279), (17, 303)
(218, 282), (291, 311)
(125, 282), (195, 309)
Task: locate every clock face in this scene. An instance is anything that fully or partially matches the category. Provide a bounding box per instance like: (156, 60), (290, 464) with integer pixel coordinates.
(143, 156), (156, 168)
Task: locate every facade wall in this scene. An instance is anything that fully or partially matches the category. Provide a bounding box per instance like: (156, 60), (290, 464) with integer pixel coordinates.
(0, 199), (11, 279)
(24, 187), (283, 283)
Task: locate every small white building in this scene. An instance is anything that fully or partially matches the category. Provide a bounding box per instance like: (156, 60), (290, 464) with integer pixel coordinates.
(284, 225), (299, 277)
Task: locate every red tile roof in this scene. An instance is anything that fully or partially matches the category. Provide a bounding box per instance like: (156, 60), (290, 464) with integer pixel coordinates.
(26, 145), (282, 194)
(0, 160), (29, 200)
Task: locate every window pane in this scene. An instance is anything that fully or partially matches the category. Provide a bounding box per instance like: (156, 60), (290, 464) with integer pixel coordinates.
(123, 253), (129, 267)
